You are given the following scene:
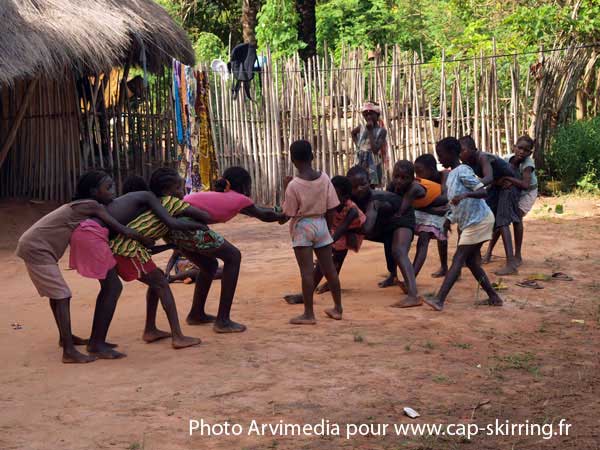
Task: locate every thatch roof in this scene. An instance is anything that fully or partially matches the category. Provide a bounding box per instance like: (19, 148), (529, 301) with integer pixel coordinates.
(0, 0), (195, 86)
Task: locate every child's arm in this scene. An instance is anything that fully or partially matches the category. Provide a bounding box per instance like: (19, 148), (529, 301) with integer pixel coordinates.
(138, 192), (207, 231)
(149, 243), (177, 255)
(499, 167), (533, 190)
(176, 206), (212, 225)
(398, 183), (425, 216)
(75, 202), (154, 248)
(478, 153), (494, 186)
(361, 200), (379, 236)
(240, 205), (286, 222)
(331, 207), (359, 242)
(165, 250), (180, 277)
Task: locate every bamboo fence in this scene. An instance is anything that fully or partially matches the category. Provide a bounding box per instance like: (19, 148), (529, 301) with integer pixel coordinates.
(209, 46), (540, 206)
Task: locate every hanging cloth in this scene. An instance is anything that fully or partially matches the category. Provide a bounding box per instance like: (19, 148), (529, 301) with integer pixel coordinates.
(172, 59), (184, 144)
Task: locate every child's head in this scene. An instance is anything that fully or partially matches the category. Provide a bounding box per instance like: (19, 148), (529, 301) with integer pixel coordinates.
(73, 170), (115, 204)
(214, 166), (252, 197)
(122, 175), (149, 194)
(458, 135), (478, 165)
(513, 135), (534, 162)
(436, 137), (461, 168)
(331, 175), (352, 204)
(414, 154), (438, 180)
(290, 140), (313, 168)
(362, 102), (381, 124)
(347, 166), (370, 201)
(150, 167), (185, 199)
(391, 160), (415, 193)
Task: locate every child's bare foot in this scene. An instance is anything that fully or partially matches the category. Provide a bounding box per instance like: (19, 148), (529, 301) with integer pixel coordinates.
(87, 343), (127, 359)
(213, 320), (247, 333)
(475, 297), (503, 307)
(423, 294), (444, 311)
(315, 283), (330, 294)
(378, 274), (398, 288)
(171, 335), (202, 349)
(289, 313), (317, 325)
(60, 336), (118, 348)
(283, 294), (304, 304)
(186, 313), (217, 325)
(62, 348), (97, 364)
(494, 265), (518, 276)
(515, 256), (523, 267)
(324, 307), (343, 320)
(143, 329), (172, 343)
(390, 296), (423, 308)
(431, 268), (447, 278)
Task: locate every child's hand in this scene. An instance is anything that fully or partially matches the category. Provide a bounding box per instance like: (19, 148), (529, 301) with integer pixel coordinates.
(451, 194), (465, 205)
(443, 219), (451, 234)
(140, 235), (155, 248)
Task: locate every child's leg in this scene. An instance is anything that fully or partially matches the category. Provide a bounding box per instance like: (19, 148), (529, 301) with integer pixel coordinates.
(412, 232), (431, 278)
(513, 219), (524, 265)
(432, 240), (448, 277)
(314, 245), (342, 320)
(183, 253), (219, 324)
(87, 268), (126, 358)
(390, 228), (421, 308)
(315, 249), (348, 294)
(464, 243), (503, 306)
(378, 237), (398, 287)
(482, 229), (501, 264)
(495, 225), (518, 275)
(423, 245), (472, 311)
(182, 240), (245, 333)
(143, 286), (173, 343)
(139, 269), (201, 349)
(50, 298), (96, 363)
(290, 246), (317, 324)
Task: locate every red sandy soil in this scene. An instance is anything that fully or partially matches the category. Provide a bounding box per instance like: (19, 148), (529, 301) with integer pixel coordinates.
(1, 196), (600, 450)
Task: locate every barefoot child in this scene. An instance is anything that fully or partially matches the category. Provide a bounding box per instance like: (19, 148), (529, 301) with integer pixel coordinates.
(169, 166), (285, 331)
(459, 135), (521, 275)
(424, 137), (503, 311)
(283, 175), (366, 304)
(282, 140), (343, 324)
(352, 102), (388, 188)
(484, 135), (537, 266)
(69, 175), (205, 356)
(16, 171), (153, 363)
(108, 171), (214, 348)
(412, 154), (449, 279)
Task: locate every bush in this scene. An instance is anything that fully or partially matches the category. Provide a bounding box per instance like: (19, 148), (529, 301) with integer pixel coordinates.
(546, 116), (600, 190)
(194, 32), (227, 64)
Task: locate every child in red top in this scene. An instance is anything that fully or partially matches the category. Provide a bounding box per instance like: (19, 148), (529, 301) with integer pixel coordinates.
(284, 175), (365, 303)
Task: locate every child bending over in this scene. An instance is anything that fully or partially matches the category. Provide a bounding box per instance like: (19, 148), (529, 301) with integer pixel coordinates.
(424, 137), (503, 311)
(283, 175), (366, 304)
(282, 140), (343, 324)
(16, 171), (153, 363)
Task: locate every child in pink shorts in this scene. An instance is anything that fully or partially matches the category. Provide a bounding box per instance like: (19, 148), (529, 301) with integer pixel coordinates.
(282, 140), (343, 324)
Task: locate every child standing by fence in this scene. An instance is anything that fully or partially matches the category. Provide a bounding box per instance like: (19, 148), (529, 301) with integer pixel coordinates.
(282, 140), (343, 324)
(483, 135), (537, 266)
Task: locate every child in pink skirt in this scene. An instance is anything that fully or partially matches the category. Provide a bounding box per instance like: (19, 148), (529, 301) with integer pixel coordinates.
(283, 175), (365, 304)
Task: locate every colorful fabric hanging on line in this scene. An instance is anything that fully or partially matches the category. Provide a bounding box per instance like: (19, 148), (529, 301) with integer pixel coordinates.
(171, 59), (219, 192)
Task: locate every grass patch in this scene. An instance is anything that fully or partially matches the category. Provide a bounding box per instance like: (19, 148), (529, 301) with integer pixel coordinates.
(492, 352), (541, 377)
(452, 342), (472, 350)
(432, 375), (453, 384)
(128, 444), (141, 450)
(353, 331), (364, 343)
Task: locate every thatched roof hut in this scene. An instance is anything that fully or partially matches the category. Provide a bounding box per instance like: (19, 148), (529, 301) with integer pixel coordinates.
(0, 0), (195, 201)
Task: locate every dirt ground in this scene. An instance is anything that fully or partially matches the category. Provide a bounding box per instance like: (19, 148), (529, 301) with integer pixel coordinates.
(1, 196), (600, 450)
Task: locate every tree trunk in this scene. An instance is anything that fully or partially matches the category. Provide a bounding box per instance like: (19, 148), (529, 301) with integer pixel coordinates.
(242, 0), (259, 45)
(296, 0), (316, 61)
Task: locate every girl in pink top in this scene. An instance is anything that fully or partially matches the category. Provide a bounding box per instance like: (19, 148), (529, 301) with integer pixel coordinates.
(282, 140), (343, 325)
(184, 167), (285, 224)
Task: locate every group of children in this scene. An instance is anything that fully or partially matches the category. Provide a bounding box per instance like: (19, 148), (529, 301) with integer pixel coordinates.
(16, 112), (536, 364)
